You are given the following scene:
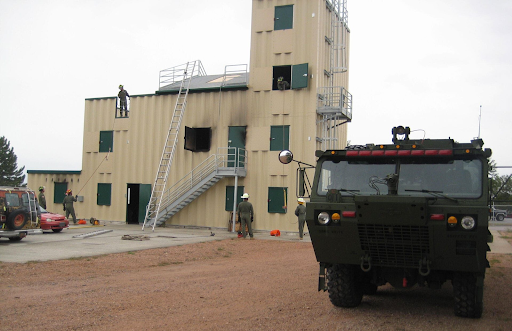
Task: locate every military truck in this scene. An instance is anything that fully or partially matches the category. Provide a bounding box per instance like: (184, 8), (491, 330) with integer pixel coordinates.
(0, 186), (40, 241)
(279, 126), (493, 318)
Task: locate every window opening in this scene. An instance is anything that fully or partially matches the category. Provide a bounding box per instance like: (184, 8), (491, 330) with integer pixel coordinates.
(184, 127), (212, 152)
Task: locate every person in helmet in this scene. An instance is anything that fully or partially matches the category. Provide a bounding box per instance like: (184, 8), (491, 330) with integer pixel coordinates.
(38, 186), (46, 209)
(118, 85), (130, 117)
(63, 189), (77, 224)
(277, 76), (290, 91)
(295, 198), (306, 240)
(237, 193), (254, 239)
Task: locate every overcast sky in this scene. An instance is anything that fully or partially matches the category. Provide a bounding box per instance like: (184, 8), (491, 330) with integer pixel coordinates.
(1, 0), (511, 178)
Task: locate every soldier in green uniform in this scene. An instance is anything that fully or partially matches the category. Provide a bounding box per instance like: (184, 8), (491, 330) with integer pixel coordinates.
(118, 85), (130, 117)
(277, 76), (290, 90)
(63, 189), (77, 224)
(38, 186), (46, 209)
(237, 193), (254, 239)
(295, 198), (306, 240)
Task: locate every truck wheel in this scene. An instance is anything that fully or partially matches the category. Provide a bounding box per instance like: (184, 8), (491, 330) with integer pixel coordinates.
(453, 272), (483, 318)
(6, 209), (28, 230)
(327, 264), (363, 308)
(496, 214), (505, 222)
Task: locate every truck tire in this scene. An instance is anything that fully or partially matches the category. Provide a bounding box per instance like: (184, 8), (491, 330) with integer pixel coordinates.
(496, 214), (505, 222)
(453, 272), (483, 318)
(327, 264), (363, 308)
(6, 209), (28, 230)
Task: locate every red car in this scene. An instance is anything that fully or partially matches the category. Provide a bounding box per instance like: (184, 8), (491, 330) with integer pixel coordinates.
(38, 206), (69, 232)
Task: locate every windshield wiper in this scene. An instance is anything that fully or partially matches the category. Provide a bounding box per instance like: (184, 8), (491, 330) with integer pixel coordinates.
(338, 188), (360, 196)
(405, 189), (458, 202)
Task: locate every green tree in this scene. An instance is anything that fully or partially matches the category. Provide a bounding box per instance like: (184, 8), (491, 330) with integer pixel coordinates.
(490, 159), (512, 202)
(0, 136), (25, 186)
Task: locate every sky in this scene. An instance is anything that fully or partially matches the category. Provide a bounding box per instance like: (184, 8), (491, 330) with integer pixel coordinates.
(1, 0), (511, 178)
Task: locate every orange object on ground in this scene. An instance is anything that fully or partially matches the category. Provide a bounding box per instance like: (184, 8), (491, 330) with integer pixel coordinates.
(270, 229), (281, 237)
(78, 219), (87, 224)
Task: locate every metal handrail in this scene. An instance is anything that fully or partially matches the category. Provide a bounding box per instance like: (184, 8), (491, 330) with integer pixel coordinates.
(159, 60), (207, 88)
(317, 86), (352, 119)
(159, 148), (247, 213)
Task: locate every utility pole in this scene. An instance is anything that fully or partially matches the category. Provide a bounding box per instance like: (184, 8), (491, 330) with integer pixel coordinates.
(477, 105), (482, 139)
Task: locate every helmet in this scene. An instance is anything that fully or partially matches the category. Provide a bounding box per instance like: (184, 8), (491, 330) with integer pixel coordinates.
(297, 198), (305, 204)
(278, 77), (283, 82)
(66, 189), (72, 195)
(39, 186), (44, 191)
(119, 84), (123, 88)
(241, 193), (249, 199)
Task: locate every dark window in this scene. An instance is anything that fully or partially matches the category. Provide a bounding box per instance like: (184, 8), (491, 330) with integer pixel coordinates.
(184, 127), (211, 152)
(270, 125), (289, 151)
(225, 186), (245, 211)
(274, 5), (293, 30)
(5, 193), (20, 207)
(99, 131), (114, 153)
(268, 187), (288, 213)
(97, 183), (112, 206)
(54, 182), (67, 203)
(273, 63), (309, 90)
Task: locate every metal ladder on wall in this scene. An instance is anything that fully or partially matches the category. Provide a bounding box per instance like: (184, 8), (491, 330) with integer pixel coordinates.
(142, 60), (204, 231)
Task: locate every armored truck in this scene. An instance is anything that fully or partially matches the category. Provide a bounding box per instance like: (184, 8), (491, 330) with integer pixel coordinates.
(279, 126), (493, 318)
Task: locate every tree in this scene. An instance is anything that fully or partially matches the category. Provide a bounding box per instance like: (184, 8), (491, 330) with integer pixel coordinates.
(490, 159), (512, 203)
(0, 136), (25, 186)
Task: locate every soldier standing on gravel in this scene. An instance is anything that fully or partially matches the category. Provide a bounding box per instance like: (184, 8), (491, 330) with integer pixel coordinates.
(237, 193), (254, 239)
(63, 189), (77, 224)
(295, 198), (306, 240)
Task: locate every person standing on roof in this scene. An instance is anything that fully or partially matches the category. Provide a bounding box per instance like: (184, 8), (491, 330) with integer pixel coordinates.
(38, 186), (46, 209)
(118, 85), (130, 117)
(295, 198), (307, 240)
(237, 193), (254, 239)
(63, 189), (77, 224)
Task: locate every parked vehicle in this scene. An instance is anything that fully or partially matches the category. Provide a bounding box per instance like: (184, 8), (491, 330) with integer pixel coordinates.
(280, 126), (493, 318)
(39, 206), (69, 232)
(491, 207), (508, 221)
(0, 186), (39, 241)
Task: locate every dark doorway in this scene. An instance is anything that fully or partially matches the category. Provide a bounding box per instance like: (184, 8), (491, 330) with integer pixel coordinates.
(126, 184), (151, 224)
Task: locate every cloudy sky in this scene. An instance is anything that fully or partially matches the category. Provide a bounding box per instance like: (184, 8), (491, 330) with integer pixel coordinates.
(1, 0), (511, 178)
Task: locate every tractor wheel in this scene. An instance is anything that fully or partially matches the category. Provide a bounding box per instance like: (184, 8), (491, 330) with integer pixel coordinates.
(6, 209), (28, 230)
(326, 264), (363, 308)
(453, 272), (483, 318)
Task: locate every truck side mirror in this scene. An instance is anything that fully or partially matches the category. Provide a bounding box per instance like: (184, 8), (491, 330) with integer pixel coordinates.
(278, 150), (294, 164)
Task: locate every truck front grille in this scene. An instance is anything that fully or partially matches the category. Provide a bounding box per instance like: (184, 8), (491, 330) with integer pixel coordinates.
(358, 224), (430, 268)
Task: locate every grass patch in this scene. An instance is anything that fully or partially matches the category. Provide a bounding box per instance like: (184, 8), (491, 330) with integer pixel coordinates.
(127, 251), (136, 255)
(156, 261), (183, 267)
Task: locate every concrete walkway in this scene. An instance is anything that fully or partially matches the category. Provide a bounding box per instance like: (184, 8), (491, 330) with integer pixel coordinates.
(1, 223), (510, 263)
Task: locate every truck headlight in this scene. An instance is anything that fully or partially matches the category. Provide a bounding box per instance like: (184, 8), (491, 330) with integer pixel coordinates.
(460, 216), (476, 230)
(318, 212), (330, 225)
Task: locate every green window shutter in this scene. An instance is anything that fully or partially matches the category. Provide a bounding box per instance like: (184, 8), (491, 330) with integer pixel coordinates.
(268, 187), (288, 213)
(54, 182), (67, 203)
(225, 186), (245, 211)
(99, 131), (114, 153)
(274, 5), (293, 30)
(291, 63), (309, 89)
(97, 183), (112, 206)
(270, 126), (289, 151)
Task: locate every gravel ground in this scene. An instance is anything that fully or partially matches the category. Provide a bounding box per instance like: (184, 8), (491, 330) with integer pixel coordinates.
(1, 236), (512, 331)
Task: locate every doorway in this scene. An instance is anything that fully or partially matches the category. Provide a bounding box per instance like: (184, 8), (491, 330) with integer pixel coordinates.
(228, 126), (246, 168)
(126, 184), (151, 224)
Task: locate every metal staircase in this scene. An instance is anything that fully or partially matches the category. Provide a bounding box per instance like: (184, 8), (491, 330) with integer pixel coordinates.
(317, 0), (352, 151)
(143, 60), (206, 231)
(149, 147), (247, 229)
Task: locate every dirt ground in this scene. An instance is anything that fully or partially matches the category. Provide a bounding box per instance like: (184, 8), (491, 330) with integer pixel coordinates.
(1, 236), (512, 331)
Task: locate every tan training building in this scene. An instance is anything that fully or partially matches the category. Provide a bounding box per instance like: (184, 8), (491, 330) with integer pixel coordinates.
(28, 0), (353, 233)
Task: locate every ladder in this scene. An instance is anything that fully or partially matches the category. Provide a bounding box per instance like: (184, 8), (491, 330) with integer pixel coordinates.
(28, 190), (38, 226)
(142, 60), (204, 231)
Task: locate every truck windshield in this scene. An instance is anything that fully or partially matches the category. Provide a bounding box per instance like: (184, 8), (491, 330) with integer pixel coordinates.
(317, 159), (482, 198)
